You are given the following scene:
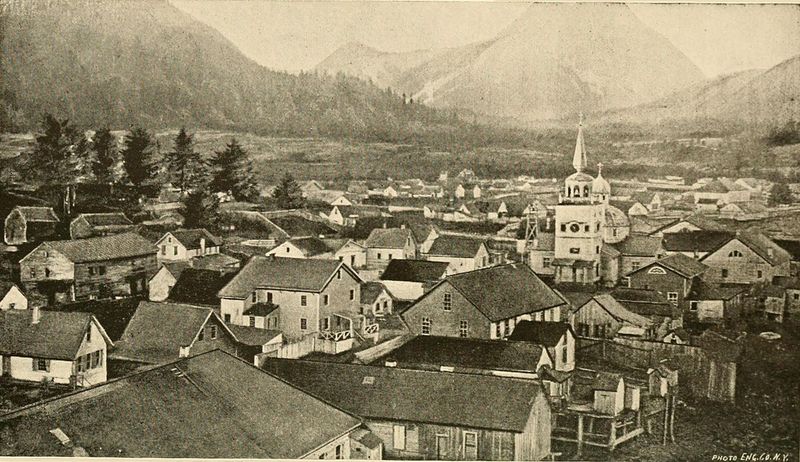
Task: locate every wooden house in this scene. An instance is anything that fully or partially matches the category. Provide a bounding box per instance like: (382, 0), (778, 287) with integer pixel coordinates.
(0, 282), (28, 311)
(111, 301), (239, 365)
(333, 239), (368, 269)
(4, 206), (59, 246)
(0, 307), (112, 386)
(699, 231), (791, 286)
(424, 235), (491, 274)
(361, 282), (394, 317)
(167, 268), (237, 307)
(402, 263), (568, 340)
(379, 259), (452, 301)
(69, 212), (134, 239)
(364, 227), (417, 270)
(625, 253), (708, 309)
(685, 280), (746, 322)
(0, 350), (365, 458)
(19, 232), (158, 307)
(592, 373), (626, 416)
(266, 236), (335, 259)
(147, 262), (190, 302)
(570, 294), (654, 339)
(155, 228), (222, 261)
(263, 359), (553, 461)
(508, 321), (576, 372)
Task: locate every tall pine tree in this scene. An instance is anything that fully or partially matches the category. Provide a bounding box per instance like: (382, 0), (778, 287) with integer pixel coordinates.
(121, 127), (158, 187)
(91, 127), (118, 183)
(182, 188), (220, 230)
(26, 113), (82, 185)
(209, 138), (259, 202)
(165, 127), (205, 193)
(272, 172), (305, 209)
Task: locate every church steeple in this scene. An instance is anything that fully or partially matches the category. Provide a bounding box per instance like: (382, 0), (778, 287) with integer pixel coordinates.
(572, 113), (588, 173)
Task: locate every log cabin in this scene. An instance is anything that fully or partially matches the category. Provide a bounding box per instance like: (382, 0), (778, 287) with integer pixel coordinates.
(3, 206), (59, 246)
(69, 212), (134, 239)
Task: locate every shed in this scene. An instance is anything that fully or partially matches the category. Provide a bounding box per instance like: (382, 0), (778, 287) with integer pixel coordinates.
(592, 372), (625, 415)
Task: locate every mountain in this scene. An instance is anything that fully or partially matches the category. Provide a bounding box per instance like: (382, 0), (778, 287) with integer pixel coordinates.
(0, 0), (452, 139)
(316, 3), (704, 121)
(598, 55), (800, 128)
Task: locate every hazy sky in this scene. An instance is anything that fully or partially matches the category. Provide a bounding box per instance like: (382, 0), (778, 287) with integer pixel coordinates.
(172, 1), (800, 77)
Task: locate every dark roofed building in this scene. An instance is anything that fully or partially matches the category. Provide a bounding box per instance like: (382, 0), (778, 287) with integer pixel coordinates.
(263, 358), (552, 461)
(380, 259), (451, 283)
(69, 212), (135, 239)
(0, 350), (363, 458)
(4, 206), (59, 246)
(626, 254), (708, 312)
(425, 234), (491, 273)
(156, 228), (222, 262)
(662, 230), (733, 256)
(168, 268), (237, 306)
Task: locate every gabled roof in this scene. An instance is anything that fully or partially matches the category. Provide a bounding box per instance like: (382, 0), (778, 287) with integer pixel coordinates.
(687, 279), (747, 301)
(12, 206), (59, 222)
(630, 253), (708, 279)
(508, 321), (573, 347)
(281, 236), (334, 257)
(267, 215), (338, 238)
(190, 253), (241, 271)
(611, 288), (674, 317)
(662, 230), (733, 253)
(243, 302), (279, 317)
(418, 264), (567, 322)
(732, 231), (791, 266)
(382, 335), (548, 374)
(697, 179), (733, 193)
(74, 212), (133, 227)
(426, 235), (486, 258)
(112, 302), (232, 364)
(360, 281), (390, 305)
(25, 232), (156, 263)
(0, 350), (361, 458)
(262, 358), (545, 432)
(581, 294), (653, 328)
(653, 214), (727, 235)
(225, 325), (281, 346)
(163, 228), (222, 249)
(631, 191), (658, 204)
(614, 235), (663, 256)
(0, 310), (110, 360)
(364, 227), (413, 249)
(379, 259), (450, 283)
(168, 268), (237, 306)
(775, 239), (800, 261)
(219, 256), (359, 299)
(773, 275), (800, 290)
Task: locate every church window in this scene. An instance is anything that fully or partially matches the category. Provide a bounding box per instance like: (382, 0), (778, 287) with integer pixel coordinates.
(728, 250), (743, 258)
(583, 186), (589, 196)
(584, 224), (590, 232)
(613, 229), (618, 237)
(647, 267), (667, 275)
(561, 224), (567, 232)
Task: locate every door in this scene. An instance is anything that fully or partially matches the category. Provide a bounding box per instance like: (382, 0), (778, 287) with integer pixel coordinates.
(436, 434), (449, 460)
(463, 432), (478, 460)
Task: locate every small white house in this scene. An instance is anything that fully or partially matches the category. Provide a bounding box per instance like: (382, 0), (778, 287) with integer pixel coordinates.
(0, 282), (28, 311)
(156, 229), (222, 261)
(148, 263), (189, 302)
(334, 240), (368, 269)
(0, 308), (112, 386)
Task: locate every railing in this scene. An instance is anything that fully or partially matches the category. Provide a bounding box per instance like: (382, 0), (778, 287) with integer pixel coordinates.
(320, 329), (353, 342)
(364, 323), (379, 335)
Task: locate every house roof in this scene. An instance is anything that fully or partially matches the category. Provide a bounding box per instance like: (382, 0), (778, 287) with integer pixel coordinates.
(381, 335), (548, 373)
(662, 231), (733, 253)
(584, 294), (653, 328)
(533, 233), (555, 251)
(167, 229), (222, 249)
(30, 232), (155, 263)
(13, 206), (59, 222)
(225, 325), (281, 346)
(507, 321), (572, 348)
(75, 212), (133, 227)
(593, 372), (624, 392)
(611, 288), (674, 317)
(190, 253), (240, 271)
(379, 259), (450, 283)
(773, 275), (800, 290)
(0, 350), (361, 458)
(0, 310), (109, 360)
(688, 279), (746, 301)
(268, 215), (338, 237)
(360, 282), (390, 305)
(219, 256), (355, 299)
(0, 281), (21, 297)
(262, 358), (545, 432)
(427, 264), (567, 322)
(158, 261), (192, 281)
(631, 253), (708, 278)
(774, 239), (800, 261)
(280, 236), (333, 257)
(613, 235), (663, 256)
(112, 302), (230, 364)
(168, 268), (236, 306)
(653, 214), (727, 234)
(631, 191), (657, 204)
(734, 231), (791, 266)
(243, 302), (279, 317)
(697, 179), (732, 193)
(426, 235), (486, 258)
(364, 228), (413, 249)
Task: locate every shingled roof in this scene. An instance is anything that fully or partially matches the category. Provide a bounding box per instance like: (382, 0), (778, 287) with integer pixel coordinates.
(278, 236), (333, 257)
(613, 235), (663, 256)
(423, 263), (567, 322)
(13, 206), (59, 222)
(581, 294), (653, 328)
(426, 235), (486, 258)
(508, 321), (573, 347)
(662, 230), (733, 253)
(379, 259), (450, 283)
(75, 212), (133, 227)
(168, 229), (222, 250)
(262, 358), (545, 432)
(168, 268), (237, 306)
(381, 335), (549, 373)
(630, 253), (708, 279)
(0, 350), (361, 458)
(364, 227), (413, 249)
(0, 310), (110, 360)
(27, 232), (156, 263)
(219, 256), (357, 299)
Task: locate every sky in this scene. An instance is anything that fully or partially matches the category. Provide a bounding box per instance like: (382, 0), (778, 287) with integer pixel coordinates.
(171, 1), (800, 77)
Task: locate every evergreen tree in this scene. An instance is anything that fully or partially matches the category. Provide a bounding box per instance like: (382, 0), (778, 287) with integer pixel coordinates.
(121, 127), (158, 187)
(26, 113), (82, 184)
(182, 188), (220, 230)
(165, 127), (205, 193)
(770, 181), (794, 205)
(209, 138), (259, 202)
(272, 172), (304, 209)
(91, 127), (118, 183)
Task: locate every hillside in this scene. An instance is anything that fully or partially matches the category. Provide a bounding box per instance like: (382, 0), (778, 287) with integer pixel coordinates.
(316, 3), (704, 121)
(0, 0), (453, 140)
(599, 55), (800, 128)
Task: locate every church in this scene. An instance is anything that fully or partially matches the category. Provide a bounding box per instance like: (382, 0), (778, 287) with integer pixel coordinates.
(528, 119), (661, 287)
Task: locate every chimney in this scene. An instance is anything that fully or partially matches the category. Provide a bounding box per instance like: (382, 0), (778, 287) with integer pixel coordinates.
(31, 305), (41, 324)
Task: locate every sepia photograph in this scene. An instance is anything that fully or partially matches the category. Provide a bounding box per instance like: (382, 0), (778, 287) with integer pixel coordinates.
(0, 0), (798, 460)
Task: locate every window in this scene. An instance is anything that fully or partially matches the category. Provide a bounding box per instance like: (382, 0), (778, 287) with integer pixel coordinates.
(349, 289), (355, 300)
(561, 345), (568, 364)
(29, 269), (35, 278)
(690, 301), (698, 311)
(8, 303), (14, 310)
(322, 317), (330, 330)
(383, 300), (389, 310)
(647, 267), (667, 275)
(301, 295), (307, 306)
(393, 425), (406, 450)
(495, 322), (502, 338)
(613, 228), (618, 237)
(334, 444), (343, 459)
(631, 261), (640, 271)
(667, 292), (678, 302)
(267, 292), (273, 303)
(596, 246), (600, 254)
(757, 270), (763, 279)
(377, 253), (382, 260)
(89, 267), (95, 276)
(86, 328), (91, 343)
(337, 269), (341, 280)
(728, 250), (743, 258)
(543, 257), (551, 268)
(560, 224), (567, 232)
(421, 317), (431, 335)
(286, 247), (290, 253)
(209, 325), (217, 339)
(569, 247), (580, 254)
(722, 269), (729, 278)
(584, 224), (590, 232)
(98, 266), (106, 275)
(252, 292), (257, 303)
(33, 358), (49, 372)
(794, 293), (799, 301)
(300, 318), (308, 330)
(323, 294), (329, 305)
(443, 292), (452, 311)
(463, 431), (478, 459)
(224, 313), (231, 323)
(161, 245), (166, 255)
(459, 320), (468, 338)
(173, 246), (178, 256)
(388, 253), (393, 260)
(249, 316), (256, 327)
